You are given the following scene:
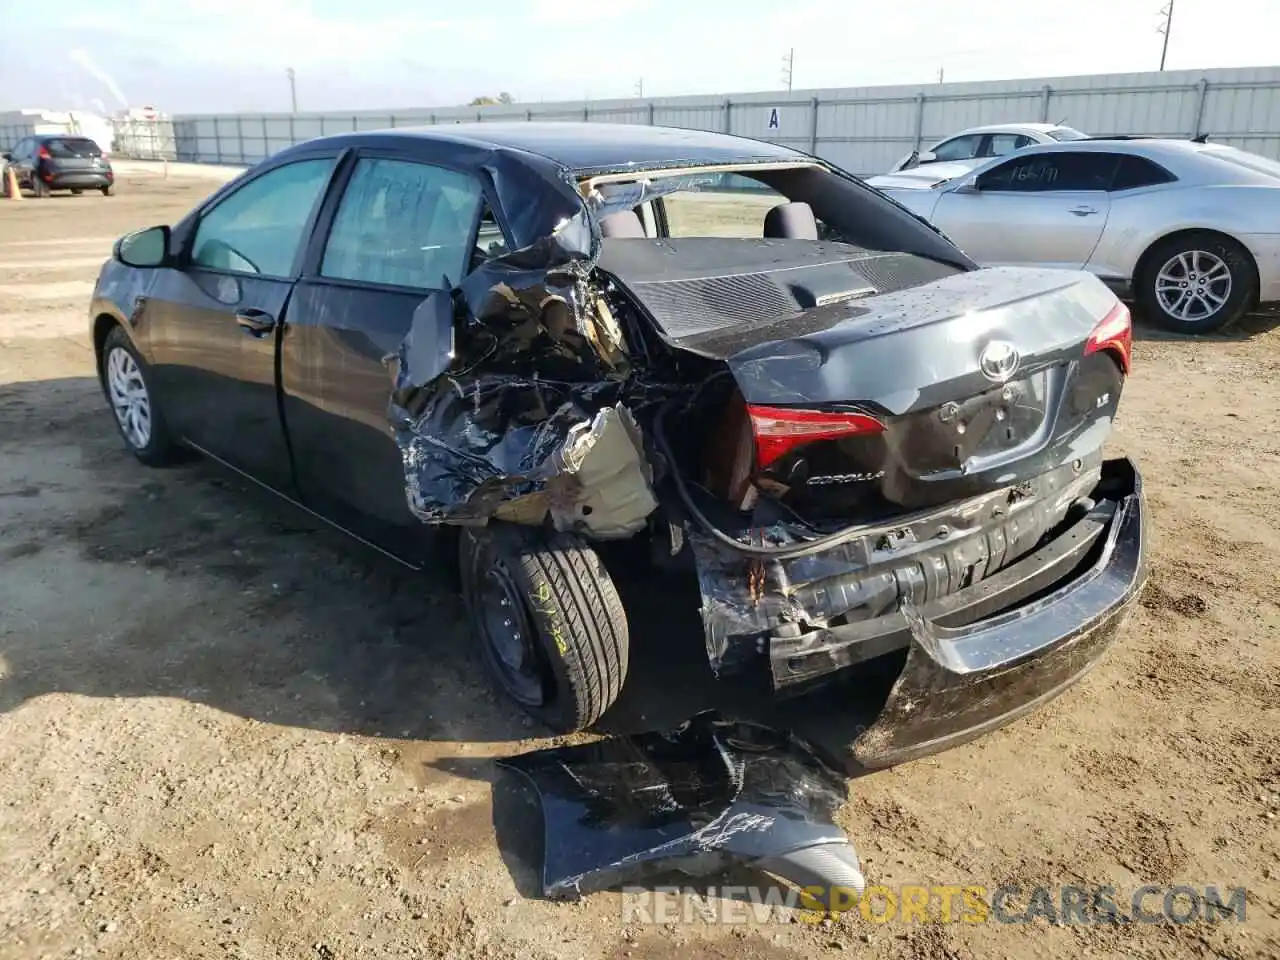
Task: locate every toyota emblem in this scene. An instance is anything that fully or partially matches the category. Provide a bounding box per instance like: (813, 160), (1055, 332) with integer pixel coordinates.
(979, 340), (1021, 383)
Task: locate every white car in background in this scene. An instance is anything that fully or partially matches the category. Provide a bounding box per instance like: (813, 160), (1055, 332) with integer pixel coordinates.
(868, 137), (1280, 333)
(889, 122), (1090, 174)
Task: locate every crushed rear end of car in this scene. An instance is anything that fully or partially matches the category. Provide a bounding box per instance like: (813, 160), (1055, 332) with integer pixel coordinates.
(602, 242), (1146, 766)
(387, 150), (1147, 759)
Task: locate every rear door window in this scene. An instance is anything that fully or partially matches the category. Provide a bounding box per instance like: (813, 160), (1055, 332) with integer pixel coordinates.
(192, 157), (336, 277)
(1110, 155), (1176, 190)
(320, 158), (485, 290)
(985, 134), (1035, 157)
(46, 137), (103, 158)
(659, 173), (789, 238)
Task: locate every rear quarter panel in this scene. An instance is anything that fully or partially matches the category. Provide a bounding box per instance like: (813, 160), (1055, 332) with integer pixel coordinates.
(1088, 184), (1280, 286)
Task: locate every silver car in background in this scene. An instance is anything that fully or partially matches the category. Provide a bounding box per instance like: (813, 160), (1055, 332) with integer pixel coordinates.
(868, 138), (1280, 333)
(888, 122), (1089, 174)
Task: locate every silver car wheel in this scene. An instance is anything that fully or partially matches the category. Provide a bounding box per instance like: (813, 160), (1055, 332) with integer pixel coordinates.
(105, 346), (153, 449)
(1155, 250), (1232, 323)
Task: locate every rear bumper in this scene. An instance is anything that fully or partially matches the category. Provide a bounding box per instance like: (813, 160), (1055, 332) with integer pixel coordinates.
(47, 172), (112, 189)
(843, 457), (1145, 767)
(690, 457), (1145, 767)
(1241, 233), (1280, 305)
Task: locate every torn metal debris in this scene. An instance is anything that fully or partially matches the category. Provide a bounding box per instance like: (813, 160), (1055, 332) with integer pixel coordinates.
(498, 713), (864, 905)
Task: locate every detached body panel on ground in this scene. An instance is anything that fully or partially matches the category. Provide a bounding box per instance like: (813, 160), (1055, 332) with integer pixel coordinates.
(87, 122), (1147, 761)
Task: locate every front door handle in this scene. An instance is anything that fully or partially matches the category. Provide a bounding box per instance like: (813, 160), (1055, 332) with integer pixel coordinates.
(235, 309), (276, 336)
(1068, 206), (1098, 216)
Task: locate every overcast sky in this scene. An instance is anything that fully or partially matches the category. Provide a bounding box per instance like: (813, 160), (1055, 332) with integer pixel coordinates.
(2, 0), (1277, 115)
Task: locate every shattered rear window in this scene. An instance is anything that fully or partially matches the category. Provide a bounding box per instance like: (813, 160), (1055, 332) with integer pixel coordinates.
(659, 173), (788, 238)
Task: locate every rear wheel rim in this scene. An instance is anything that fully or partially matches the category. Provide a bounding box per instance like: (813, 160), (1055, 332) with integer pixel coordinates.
(105, 346), (152, 449)
(476, 555), (547, 707)
(1155, 249), (1232, 323)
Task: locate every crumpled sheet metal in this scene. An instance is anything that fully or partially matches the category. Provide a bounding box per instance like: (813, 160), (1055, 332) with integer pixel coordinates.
(498, 713), (864, 903)
(386, 168), (657, 535)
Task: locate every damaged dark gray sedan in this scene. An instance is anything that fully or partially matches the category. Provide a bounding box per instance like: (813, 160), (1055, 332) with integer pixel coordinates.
(90, 123), (1147, 766)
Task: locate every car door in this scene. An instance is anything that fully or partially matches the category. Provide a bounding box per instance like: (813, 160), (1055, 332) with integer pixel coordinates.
(930, 151), (1119, 269)
(143, 154), (340, 491)
(282, 150), (494, 559)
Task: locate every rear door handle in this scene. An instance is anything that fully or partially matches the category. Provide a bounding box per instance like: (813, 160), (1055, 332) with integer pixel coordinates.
(1068, 206), (1098, 216)
(235, 309), (275, 336)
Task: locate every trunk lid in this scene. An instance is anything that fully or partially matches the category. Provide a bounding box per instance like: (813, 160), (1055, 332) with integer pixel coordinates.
(600, 239), (1126, 517)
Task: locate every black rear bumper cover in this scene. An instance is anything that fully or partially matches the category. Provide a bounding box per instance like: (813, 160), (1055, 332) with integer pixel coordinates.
(818, 457), (1145, 767)
(726, 457), (1143, 767)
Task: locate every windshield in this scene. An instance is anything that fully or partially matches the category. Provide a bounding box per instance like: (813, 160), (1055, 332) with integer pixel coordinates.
(46, 137), (102, 158)
(1046, 127), (1088, 141)
(1201, 146), (1280, 180)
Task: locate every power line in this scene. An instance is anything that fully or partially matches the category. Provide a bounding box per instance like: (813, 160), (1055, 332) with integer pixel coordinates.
(1157, 1), (1175, 71)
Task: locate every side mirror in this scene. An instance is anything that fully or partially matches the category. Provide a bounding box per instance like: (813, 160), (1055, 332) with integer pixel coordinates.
(950, 181), (981, 195)
(915, 151), (938, 165)
(114, 225), (173, 268)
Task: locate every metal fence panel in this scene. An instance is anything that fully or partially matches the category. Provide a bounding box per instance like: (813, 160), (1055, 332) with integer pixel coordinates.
(169, 65), (1280, 175)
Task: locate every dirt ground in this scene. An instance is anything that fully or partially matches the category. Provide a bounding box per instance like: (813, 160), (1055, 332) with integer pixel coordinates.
(1, 171), (1278, 960)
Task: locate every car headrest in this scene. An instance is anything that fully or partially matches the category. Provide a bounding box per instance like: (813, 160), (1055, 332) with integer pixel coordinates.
(598, 210), (647, 238)
(764, 201), (819, 240)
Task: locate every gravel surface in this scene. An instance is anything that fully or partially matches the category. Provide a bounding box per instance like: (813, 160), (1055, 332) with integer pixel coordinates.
(1, 174), (1277, 960)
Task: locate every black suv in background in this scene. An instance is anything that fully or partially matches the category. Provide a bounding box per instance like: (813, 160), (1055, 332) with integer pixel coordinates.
(2, 135), (114, 197)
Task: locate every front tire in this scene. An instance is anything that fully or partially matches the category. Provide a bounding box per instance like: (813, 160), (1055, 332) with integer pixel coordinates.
(460, 526), (629, 733)
(100, 326), (181, 466)
(1137, 232), (1257, 334)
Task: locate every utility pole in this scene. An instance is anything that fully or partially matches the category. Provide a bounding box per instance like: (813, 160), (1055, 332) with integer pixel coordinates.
(635, 77), (644, 98)
(937, 65), (945, 84)
(286, 67), (297, 112)
(1157, 0), (1174, 71)
(781, 48), (794, 92)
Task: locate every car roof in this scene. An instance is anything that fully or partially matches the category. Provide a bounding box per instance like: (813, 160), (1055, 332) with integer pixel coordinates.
(313, 121), (805, 173)
(1006, 137), (1218, 158)
(948, 122), (1064, 137)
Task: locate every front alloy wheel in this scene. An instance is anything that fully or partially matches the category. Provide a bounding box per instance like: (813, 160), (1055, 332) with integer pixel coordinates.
(99, 325), (182, 466)
(106, 345), (153, 450)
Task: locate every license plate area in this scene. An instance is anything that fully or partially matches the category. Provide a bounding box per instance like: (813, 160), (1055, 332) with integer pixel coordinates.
(894, 369), (1052, 475)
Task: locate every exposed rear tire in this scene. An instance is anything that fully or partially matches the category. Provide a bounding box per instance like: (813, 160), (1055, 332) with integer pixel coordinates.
(460, 525), (629, 733)
(71, 188), (83, 195)
(100, 325), (182, 466)
(1137, 231), (1257, 334)
(101, 185), (114, 196)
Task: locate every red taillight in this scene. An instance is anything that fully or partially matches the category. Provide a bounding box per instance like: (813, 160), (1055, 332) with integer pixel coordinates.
(1084, 301), (1132, 373)
(746, 404), (884, 469)
(37, 145), (51, 160)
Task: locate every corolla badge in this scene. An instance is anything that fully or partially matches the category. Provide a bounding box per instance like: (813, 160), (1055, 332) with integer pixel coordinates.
(979, 340), (1021, 383)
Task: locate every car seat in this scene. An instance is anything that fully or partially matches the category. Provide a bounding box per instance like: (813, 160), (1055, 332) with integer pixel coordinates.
(764, 202), (819, 240)
(598, 210), (647, 238)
